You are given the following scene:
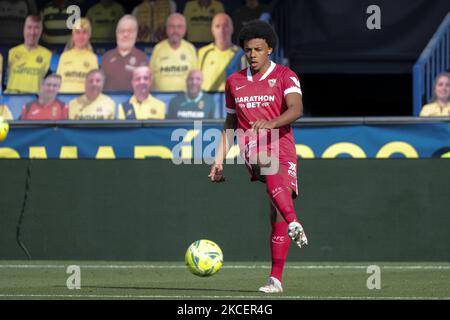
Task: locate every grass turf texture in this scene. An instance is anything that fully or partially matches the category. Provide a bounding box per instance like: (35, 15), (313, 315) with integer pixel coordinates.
(0, 261), (449, 300)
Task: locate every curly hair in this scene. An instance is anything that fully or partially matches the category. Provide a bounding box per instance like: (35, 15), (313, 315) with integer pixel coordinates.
(238, 20), (278, 49)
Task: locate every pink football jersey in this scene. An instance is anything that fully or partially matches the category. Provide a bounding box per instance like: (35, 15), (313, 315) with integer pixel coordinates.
(225, 61), (302, 159)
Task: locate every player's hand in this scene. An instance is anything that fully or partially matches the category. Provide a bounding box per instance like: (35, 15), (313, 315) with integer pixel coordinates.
(250, 120), (277, 132)
(208, 163), (226, 183)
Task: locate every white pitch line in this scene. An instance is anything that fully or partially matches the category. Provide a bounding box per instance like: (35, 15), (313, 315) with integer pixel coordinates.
(0, 294), (449, 300)
(1, 264), (450, 270)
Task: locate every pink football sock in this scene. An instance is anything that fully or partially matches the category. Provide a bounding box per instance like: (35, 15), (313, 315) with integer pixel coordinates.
(270, 221), (291, 282)
(266, 174), (298, 224)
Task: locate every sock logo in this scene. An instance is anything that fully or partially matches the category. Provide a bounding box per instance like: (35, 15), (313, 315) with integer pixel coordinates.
(271, 186), (283, 198)
(272, 236), (287, 244)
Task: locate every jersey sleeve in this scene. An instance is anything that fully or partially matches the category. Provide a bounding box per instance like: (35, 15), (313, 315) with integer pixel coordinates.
(224, 78), (236, 114)
(281, 69), (302, 97)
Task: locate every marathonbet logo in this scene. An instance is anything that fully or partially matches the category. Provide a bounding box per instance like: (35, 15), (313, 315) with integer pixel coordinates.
(235, 95), (275, 109)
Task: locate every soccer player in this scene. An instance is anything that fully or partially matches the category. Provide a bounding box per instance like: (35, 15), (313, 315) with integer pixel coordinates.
(117, 66), (166, 120)
(149, 13), (197, 92)
(208, 20), (308, 293)
(20, 73), (68, 120)
(5, 15), (52, 94)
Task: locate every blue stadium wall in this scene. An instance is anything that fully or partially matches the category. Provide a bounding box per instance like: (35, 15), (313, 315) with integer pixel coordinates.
(1, 159), (449, 262)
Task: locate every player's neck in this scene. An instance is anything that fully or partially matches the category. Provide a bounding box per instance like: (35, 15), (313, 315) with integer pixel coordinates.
(251, 60), (272, 76)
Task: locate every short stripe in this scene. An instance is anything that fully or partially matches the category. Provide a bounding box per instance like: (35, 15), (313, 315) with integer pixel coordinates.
(284, 87), (302, 97)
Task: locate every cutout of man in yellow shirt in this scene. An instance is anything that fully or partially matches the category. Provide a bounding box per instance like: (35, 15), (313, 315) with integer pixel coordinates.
(6, 15), (51, 94)
(69, 69), (116, 120)
(118, 66), (166, 120)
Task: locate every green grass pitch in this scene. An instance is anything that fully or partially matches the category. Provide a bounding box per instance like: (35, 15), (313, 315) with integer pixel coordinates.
(0, 261), (449, 300)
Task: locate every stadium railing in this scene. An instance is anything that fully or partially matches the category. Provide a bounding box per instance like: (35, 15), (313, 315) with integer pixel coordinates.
(413, 12), (450, 116)
(7, 116), (450, 129)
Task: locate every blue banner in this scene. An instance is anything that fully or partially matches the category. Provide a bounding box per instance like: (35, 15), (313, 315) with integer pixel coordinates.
(0, 122), (449, 159)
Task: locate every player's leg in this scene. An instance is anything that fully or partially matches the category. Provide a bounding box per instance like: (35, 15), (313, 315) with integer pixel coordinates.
(264, 160), (308, 247)
(255, 151), (297, 223)
(259, 204), (290, 293)
(265, 173), (298, 223)
(250, 149), (307, 245)
(269, 204), (291, 282)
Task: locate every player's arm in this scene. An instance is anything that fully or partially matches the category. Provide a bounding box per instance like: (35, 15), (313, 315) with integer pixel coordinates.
(208, 112), (237, 182)
(251, 93), (303, 130)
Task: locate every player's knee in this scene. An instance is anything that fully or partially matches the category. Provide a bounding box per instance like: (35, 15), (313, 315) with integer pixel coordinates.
(266, 175), (295, 211)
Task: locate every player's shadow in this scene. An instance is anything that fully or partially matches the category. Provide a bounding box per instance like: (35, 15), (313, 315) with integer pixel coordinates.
(56, 285), (256, 294)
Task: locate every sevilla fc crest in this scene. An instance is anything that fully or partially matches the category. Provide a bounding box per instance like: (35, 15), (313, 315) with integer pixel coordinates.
(268, 79), (277, 88)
